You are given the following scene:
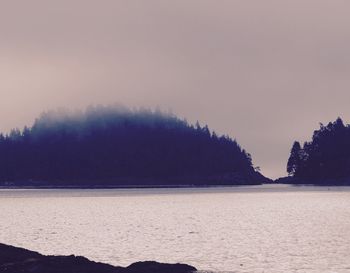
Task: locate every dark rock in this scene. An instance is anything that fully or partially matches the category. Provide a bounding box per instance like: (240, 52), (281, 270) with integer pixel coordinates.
(0, 243), (197, 273)
(126, 261), (197, 273)
(0, 243), (42, 265)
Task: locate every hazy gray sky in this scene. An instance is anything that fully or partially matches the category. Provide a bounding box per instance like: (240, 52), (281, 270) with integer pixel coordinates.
(1, 0), (350, 178)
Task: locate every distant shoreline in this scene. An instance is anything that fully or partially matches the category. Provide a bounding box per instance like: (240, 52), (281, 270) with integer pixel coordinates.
(275, 176), (350, 186)
(0, 184), (262, 190)
(1, 183), (350, 191)
(0, 178), (265, 189)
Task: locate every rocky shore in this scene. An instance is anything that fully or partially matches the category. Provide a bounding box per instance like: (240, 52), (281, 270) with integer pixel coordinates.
(275, 176), (350, 186)
(0, 243), (197, 273)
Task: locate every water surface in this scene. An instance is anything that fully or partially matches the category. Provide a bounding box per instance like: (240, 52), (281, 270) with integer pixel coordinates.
(1, 185), (350, 273)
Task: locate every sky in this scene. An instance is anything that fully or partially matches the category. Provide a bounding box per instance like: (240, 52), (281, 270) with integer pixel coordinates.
(1, 1), (350, 179)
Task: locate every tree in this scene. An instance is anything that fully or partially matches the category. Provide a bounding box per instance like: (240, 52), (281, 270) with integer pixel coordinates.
(287, 118), (350, 182)
(0, 106), (262, 186)
(287, 141), (302, 176)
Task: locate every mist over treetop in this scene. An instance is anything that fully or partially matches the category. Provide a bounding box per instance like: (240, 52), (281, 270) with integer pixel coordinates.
(0, 105), (267, 186)
(32, 105), (180, 132)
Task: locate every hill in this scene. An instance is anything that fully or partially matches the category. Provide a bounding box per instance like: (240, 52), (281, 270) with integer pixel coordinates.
(0, 106), (268, 187)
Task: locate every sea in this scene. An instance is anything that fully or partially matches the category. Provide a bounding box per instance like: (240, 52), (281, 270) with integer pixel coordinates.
(1, 184), (350, 273)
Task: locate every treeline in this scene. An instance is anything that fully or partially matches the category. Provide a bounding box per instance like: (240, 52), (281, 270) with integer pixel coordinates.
(0, 106), (265, 186)
(286, 117), (350, 184)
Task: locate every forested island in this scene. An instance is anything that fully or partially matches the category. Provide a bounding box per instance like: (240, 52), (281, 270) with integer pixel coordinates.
(0, 106), (269, 187)
(278, 118), (350, 185)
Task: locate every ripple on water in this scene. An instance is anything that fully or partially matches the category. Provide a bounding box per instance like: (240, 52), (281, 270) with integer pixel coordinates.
(0, 185), (350, 273)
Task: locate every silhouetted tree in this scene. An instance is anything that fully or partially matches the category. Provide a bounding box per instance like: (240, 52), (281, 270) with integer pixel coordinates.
(287, 141), (302, 176)
(0, 106), (265, 186)
(286, 117), (350, 183)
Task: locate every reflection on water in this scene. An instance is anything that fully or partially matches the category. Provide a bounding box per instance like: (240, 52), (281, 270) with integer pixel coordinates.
(1, 185), (350, 273)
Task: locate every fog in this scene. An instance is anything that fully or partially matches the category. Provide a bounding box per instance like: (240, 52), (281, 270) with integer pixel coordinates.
(1, 0), (350, 178)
